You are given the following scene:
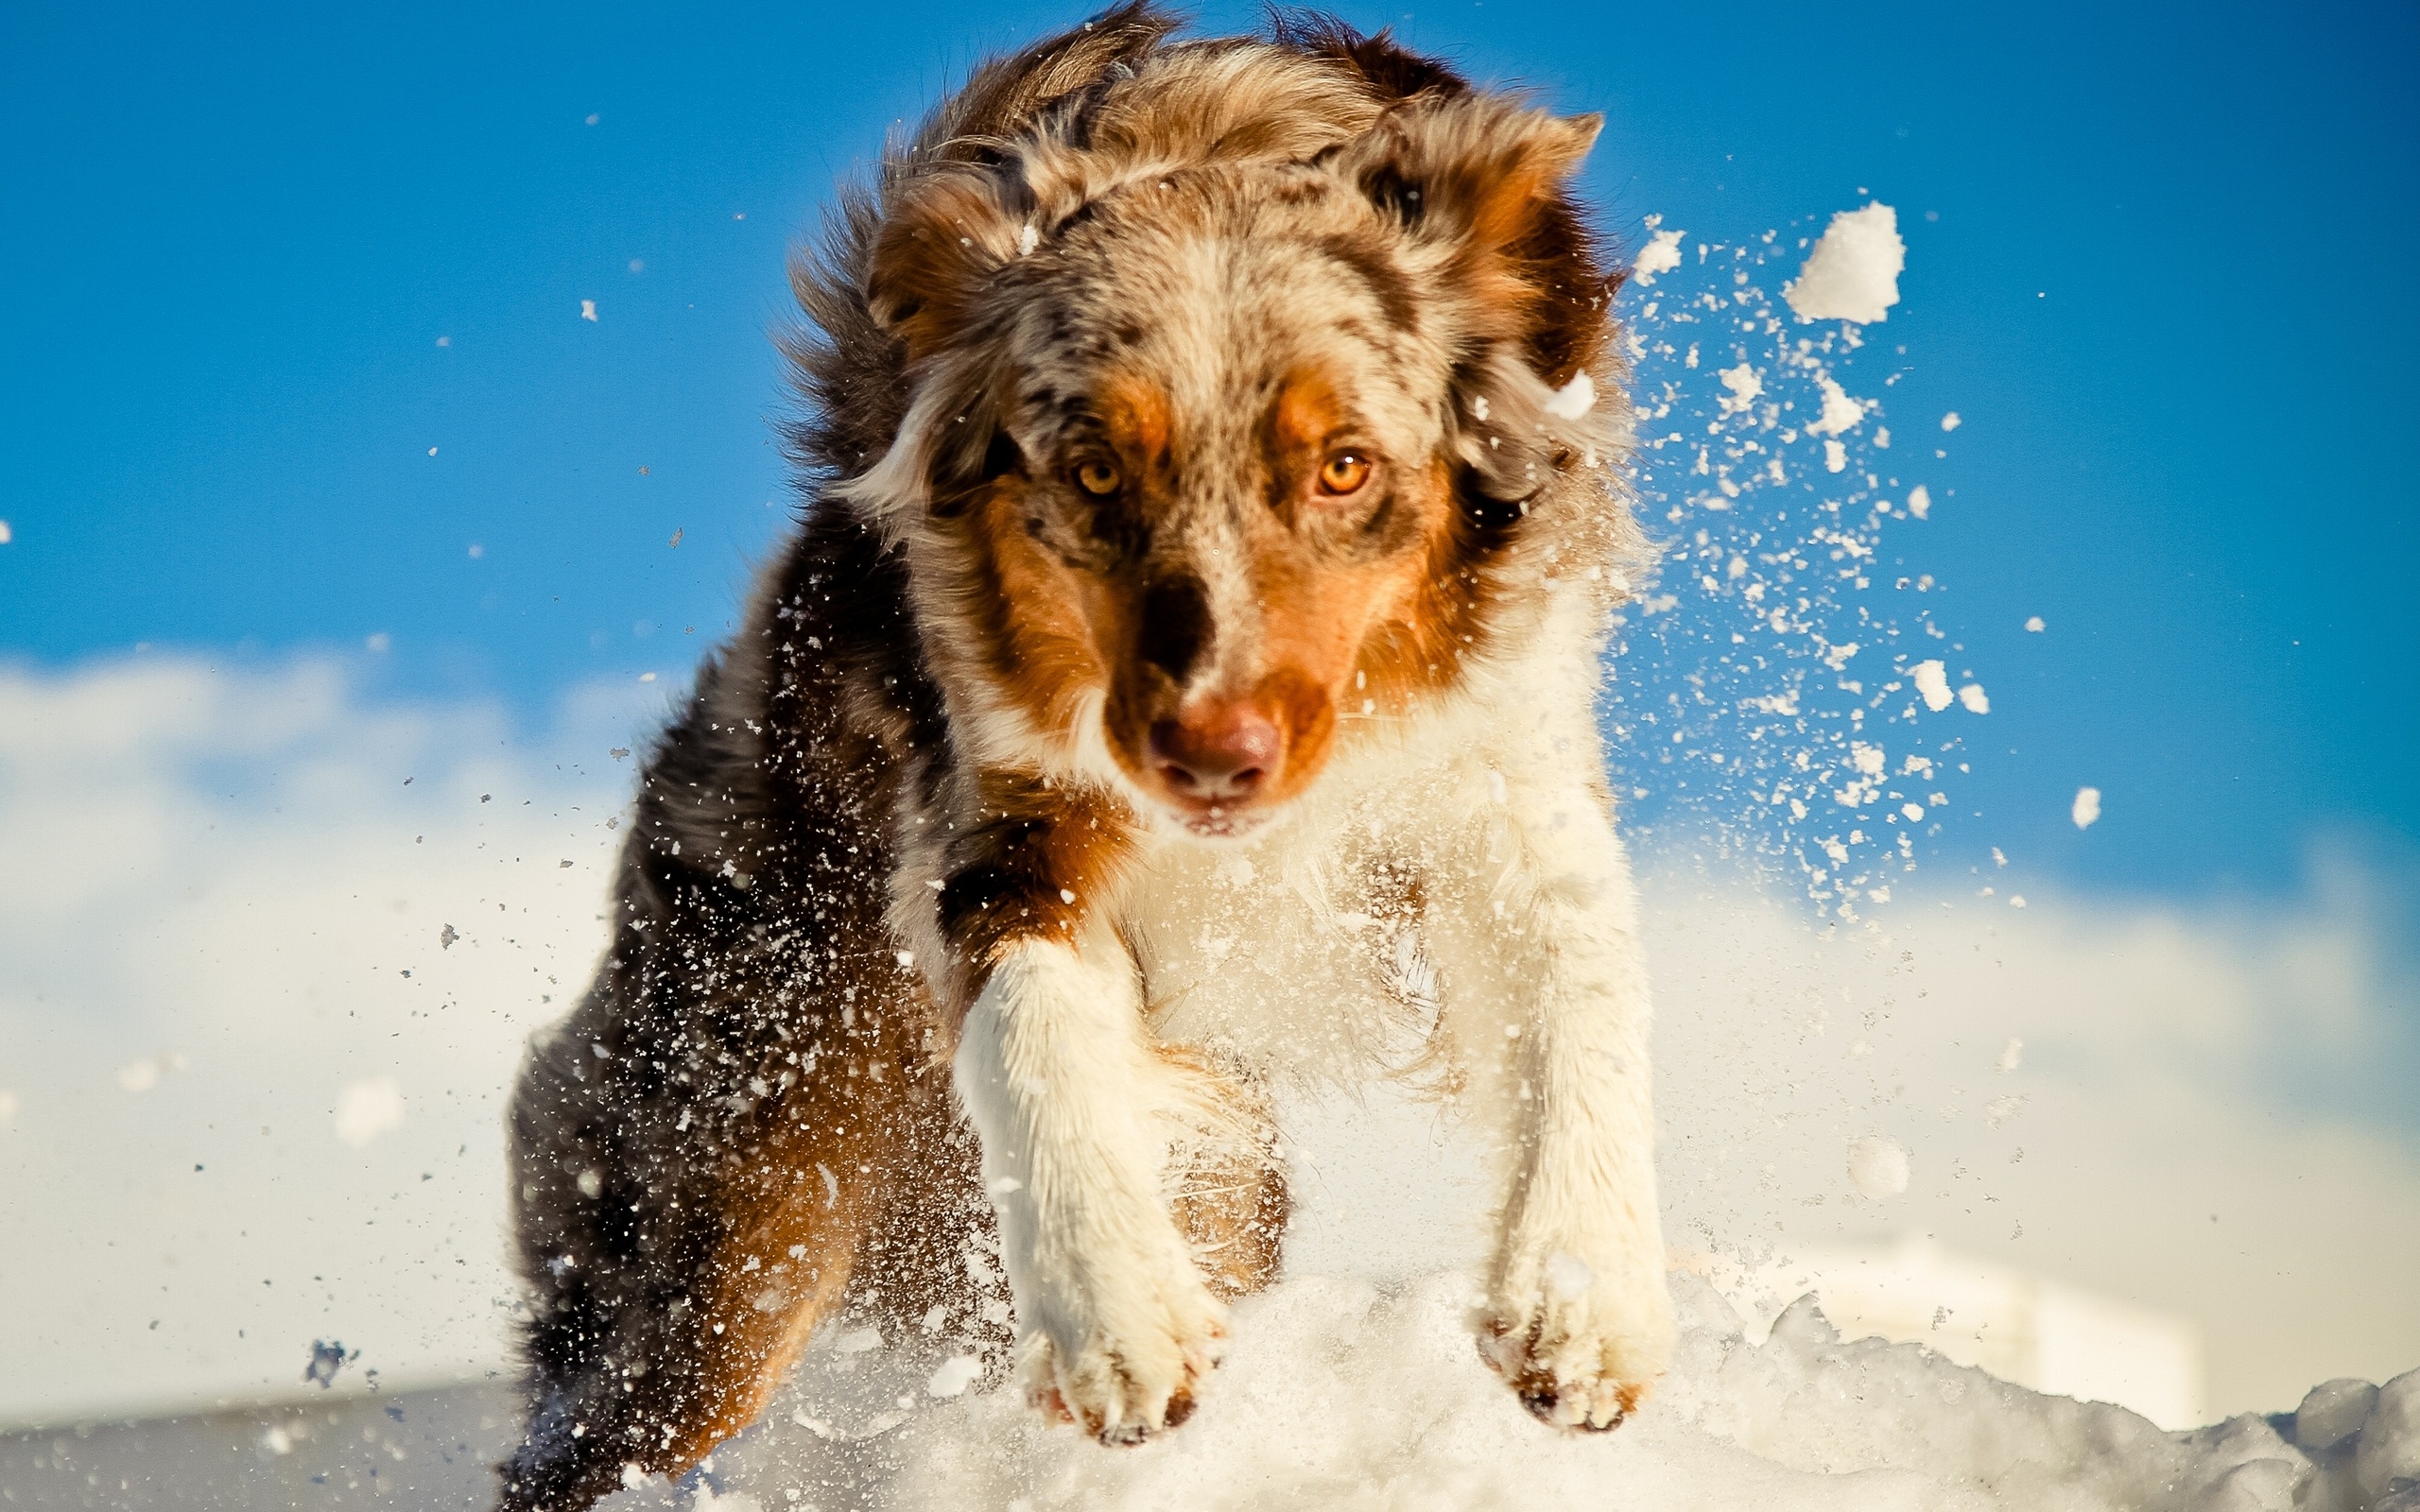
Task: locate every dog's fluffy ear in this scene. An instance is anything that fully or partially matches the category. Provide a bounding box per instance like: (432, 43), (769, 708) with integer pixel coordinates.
(864, 171), (1027, 364)
(1340, 98), (1618, 509)
(1337, 95), (1600, 308)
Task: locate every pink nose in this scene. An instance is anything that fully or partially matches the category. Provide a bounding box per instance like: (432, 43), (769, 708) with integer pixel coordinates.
(1149, 702), (1283, 803)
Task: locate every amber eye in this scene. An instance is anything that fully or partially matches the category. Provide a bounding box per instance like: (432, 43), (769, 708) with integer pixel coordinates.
(1318, 453), (1373, 495)
(1074, 460), (1123, 496)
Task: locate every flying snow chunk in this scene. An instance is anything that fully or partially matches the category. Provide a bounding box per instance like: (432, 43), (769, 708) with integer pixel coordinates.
(1957, 683), (1991, 714)
(1806, 374), (1867, 436)
(1823, 438), (1847, 473)
(334, 1077), (404, 1147)
(1542, 369), (1596, 420)
(579, 300), (597, 321)
(1996, 1037), (2025, 1073)
(1941, 410), (1962, 432)
(2025, 615), (2045, 632)
(1717, 364), (1762, 415)
(1847, 1135), (1910, 1198)
(1632, 226), (1685, 281)
(2072, 785), (2102, 830)
(0, 1090), (17, 1124)
(926, 1353), (983, 1399)
(1, 521), (14, 544)
(1786, 203), (1905, 324)
(1912, 660), (1954, 712)
(1908, 485), (1932, 519)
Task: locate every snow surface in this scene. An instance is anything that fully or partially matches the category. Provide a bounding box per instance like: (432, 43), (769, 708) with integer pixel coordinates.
(603, 1269), (2420, 1512)
(576, 1084), (2420, 1512)
(1786, 204), (1906, 325)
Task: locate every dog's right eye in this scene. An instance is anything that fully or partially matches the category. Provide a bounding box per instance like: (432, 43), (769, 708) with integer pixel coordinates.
(1074, 460), (1123, 497)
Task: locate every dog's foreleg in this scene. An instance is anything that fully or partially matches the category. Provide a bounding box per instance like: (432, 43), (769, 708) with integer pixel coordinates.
(951, 923), (1227, 1443)
(1428, 762), (1673, 1430)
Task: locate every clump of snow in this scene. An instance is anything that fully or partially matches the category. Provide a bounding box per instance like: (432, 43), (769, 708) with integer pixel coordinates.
(1718, 364), (1763, 414)
(1806, 374), (1867, 436)
(2025, 615), (2045, 632)
(334, 1075), (404, 1147)
(1908, 485), (1931, 519)
(1846, 1134), (1910, 1198)
(2072, 787), (2102, 830)
(580, 300), (598, 321)
(1957, 683), (1990, 714)
(1544, 369), (1598, 420)
(1912, 661), (1954, 713)
(302, 1338), (357, 1389)
(0, 1089), (17, 1124)
(1634, 220), (1686, 281)
(599, 1270), (2420, 1512)
(1941, 411), (1962, 432)
(1785, 204), (1905, 324)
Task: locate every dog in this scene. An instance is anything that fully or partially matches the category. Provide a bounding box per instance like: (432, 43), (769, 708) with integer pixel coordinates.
(498, 9), (1669, 1507)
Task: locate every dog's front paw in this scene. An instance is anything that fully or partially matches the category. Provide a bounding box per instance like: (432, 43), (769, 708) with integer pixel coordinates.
(1018, 1263), (1226, 1445)
(1479, 1247), (1676, 1431)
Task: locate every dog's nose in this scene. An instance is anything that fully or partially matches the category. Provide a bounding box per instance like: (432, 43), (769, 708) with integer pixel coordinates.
(1149, 703), (1282, 803)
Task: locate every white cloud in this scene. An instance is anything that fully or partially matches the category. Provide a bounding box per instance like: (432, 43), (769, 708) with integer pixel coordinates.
(0, 656), (2411, 1429)
(333, 1077), (405, 1147)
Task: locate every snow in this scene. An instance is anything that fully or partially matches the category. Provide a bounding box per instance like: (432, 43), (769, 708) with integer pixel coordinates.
(1846, 1134), (1911, 1198)
(1806, 374), (1867, 436)
(1911, 660), (1954, 713)
(1908, 485), (1931, 519)
(1957, 683), (1990, 714)
(2073, 786), (2103, 830)
(1785, 204), (1905, 324)
(1544, 369), (1598, 419)
(1634, 224), (1686, 281)
(1941, 411), (1962, 432)
(595, 1266), (2420, 1512)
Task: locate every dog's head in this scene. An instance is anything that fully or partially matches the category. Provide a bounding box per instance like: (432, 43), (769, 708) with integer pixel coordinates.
(845, 49), (1625, 838)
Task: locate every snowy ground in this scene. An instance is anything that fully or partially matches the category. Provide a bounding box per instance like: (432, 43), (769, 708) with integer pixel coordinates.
(9, 1086), (2415, 1511)
(9, 1279), (2413, 1512)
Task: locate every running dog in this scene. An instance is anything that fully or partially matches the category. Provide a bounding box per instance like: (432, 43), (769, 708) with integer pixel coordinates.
(500, 9), (1668, 1506)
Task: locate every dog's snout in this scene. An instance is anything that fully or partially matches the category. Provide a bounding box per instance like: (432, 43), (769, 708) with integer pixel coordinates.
(1148, 702), (1282, 803)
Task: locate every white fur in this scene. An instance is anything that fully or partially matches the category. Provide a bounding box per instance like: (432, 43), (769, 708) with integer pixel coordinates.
(959, 582), (1672, 1431)
(953, 928), (1229, 1439)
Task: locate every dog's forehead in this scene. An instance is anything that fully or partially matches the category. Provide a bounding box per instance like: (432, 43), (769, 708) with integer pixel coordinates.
(1005, 189), (1441, 449)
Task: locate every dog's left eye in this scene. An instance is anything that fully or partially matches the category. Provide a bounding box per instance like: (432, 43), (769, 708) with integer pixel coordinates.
(1318, 453), (1373, 495)
(1074, 460), (1123, 497)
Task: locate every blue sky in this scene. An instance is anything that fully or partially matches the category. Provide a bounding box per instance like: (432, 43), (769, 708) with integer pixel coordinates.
(3, 0), (2414, 901)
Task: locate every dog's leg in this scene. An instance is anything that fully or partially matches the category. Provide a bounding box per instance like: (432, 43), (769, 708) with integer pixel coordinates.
(950, 924), (1229, 1443)
(499, 979), (933, 1510)
(1156, 1048), (1288, 1300)
(1425, 761), (1673, 1431)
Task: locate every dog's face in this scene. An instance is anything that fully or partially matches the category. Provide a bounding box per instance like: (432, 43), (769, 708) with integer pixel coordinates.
(859, 91), (1613, 838)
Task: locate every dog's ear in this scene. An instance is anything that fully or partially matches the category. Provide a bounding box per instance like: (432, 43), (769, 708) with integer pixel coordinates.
(1336, 97), (1612, 381)
(864, 171), (1027, 364)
